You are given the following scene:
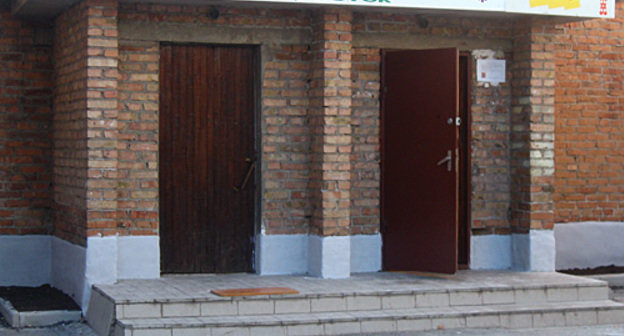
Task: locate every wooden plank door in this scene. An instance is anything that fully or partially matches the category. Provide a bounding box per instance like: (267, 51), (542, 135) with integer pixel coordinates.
(381, 48), (459, 274)
(160, 44), (257, 273)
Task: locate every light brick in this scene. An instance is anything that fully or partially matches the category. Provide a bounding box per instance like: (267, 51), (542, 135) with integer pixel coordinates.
(237, 300), (274, 315)
(416, 292), (449, 308)
(122, 303), (161, 318)
(162, 303), (201, 317)
(360, 320), (396, 333)
(275, 299), (311, 314)
(310, 297), (347, 312)
(287, 324), (324, 336)
(346, 295), (381, 311)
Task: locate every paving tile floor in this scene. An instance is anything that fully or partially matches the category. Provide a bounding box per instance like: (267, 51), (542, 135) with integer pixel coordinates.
(96, 270), (605, 303)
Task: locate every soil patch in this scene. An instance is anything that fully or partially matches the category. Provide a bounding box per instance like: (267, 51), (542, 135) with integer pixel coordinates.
(0, 285), (80, 312)
(560, 265), (624, 276)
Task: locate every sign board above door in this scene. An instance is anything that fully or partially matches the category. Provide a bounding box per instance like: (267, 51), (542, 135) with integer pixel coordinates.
(233, 0), (614, 18)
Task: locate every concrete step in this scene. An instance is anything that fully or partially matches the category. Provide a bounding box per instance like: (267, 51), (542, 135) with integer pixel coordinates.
(112, 300), (624, 336)
(98, 282), (610, 320)
(86, 272), (616, 336)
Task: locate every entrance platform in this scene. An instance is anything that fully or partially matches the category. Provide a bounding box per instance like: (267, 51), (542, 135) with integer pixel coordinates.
(86, 271), (624, 336)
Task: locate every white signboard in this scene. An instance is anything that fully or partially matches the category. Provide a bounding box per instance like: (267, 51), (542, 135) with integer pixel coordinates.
(233, 0), (615, 18)
(477, 59), (506, 84)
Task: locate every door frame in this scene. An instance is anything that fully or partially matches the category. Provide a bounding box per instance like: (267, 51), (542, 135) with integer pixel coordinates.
(157, 42), (262, 273)
(458, 51), (472, 269)
(379, 48), (472, 271)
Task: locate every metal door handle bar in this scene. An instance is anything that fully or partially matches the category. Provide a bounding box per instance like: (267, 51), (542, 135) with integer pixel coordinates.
(436, 150), (452, 172)
(234, 159), (255, 192)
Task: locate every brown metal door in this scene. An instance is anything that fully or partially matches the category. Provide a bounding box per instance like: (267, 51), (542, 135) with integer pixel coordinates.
(160, 44), (257, 273)
(381, 48), (459, 274)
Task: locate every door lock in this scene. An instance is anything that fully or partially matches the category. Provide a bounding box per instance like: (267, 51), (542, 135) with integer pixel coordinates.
(447, 117), (461, 126)
(436, 150), (452, 172)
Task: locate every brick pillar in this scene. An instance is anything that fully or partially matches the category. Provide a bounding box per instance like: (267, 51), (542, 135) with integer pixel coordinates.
(510, 18), (557, 271)
(84, 0), (120, 237)
(308, 8), (353, 278)
(54, 0), (120, 245)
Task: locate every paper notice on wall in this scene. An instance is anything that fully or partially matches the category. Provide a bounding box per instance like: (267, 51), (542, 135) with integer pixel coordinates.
(476, 59), (506, 84)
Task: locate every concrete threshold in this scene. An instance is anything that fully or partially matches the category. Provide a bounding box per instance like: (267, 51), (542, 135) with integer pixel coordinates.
(0, 297), (81, 328)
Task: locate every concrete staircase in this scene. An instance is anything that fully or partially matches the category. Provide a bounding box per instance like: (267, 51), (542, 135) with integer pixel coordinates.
(86, 272), (624, 336)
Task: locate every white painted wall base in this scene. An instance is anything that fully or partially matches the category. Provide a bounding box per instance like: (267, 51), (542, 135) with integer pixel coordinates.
(51, 237), (86, 309)
(256, 234), (308, 275)
(469, 232), (555, 272)
(0, 234), (160, 312)
(512, 230), (555, 272)
(308, 235), (351, 278)
(350, 234), (382, 273)
(0, 235), (51, 286)
(256, 234), (381, 277)
(555, 221), (624, 270)
(470, 235), (511, 270)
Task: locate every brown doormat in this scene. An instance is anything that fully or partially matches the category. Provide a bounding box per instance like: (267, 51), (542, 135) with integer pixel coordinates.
(211, 287), (299, 297)
(0, 285), (80, 312)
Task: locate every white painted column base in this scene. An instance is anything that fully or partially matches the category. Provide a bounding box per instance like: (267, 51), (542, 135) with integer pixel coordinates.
(82, 236), (160, 310)
(512, 230), (555, 271)
(308, 235), (351, 279)
(555, 221), (624, 270)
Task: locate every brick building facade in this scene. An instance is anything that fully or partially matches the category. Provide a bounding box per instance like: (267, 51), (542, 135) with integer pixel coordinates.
(0, 0), (621, 310)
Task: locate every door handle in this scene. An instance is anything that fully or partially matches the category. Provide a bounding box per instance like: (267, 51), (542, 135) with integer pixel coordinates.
(233, 158), (255, 192)
(436, 150), (452, 172)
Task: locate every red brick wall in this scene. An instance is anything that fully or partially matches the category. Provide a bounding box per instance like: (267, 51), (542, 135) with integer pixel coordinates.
(117, 40), (159, 235)
(54, 0), (120, 244)
(54, 2), (89, 244)
(262, 43), (313, 235)
(470, 54), (514, 234)
(351, 47), (380, 235)
(109, 4), (564, 237)
(118, 4), (315, 236)
(351, 12), (516, 235)
(84, 0), (120, 238)
(0, 9), (53, 235)
(555, 3), (624, 222)
(510, 18), (558, 231)
(309, 8), (353, 236)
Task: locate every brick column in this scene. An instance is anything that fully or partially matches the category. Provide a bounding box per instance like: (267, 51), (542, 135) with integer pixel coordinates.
(84, 0), (120, 237)
(308, 8), (353, 278)
(54, 0), (120, 245)
(510, 18), (557, 271)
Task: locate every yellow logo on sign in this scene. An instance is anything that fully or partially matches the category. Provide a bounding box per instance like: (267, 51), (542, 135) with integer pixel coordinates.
(530, 0), (580, 9)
